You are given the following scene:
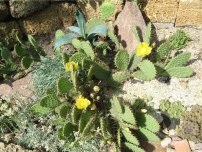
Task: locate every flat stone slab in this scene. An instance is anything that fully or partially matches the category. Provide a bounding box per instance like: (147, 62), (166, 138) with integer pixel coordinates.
(0, 73), (34, 98)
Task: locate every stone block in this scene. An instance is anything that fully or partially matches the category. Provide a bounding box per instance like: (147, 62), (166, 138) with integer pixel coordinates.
(0, 1), (9, 21)
(0, 21), (22, 48)
(19, 3), (75, 35)
(176, 0), (202, 28)
(9, 0), (50, 18)
(143, 0), (179, 23)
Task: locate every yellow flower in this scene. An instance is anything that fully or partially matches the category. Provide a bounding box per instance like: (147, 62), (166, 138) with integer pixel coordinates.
(136, 42), (152, 58)
(76, 96), (91, 110)
(65, 61), (79, 72)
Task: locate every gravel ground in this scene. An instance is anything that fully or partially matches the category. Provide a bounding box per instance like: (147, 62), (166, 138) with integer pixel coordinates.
(122, 25), (202, 108)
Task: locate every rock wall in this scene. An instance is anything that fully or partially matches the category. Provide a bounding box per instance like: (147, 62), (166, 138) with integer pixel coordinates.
(144, 0), (202, 27)
(0, 0), (201, 48)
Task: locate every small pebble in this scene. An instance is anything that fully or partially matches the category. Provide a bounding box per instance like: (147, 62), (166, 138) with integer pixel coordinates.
(161, 137), (172, 148)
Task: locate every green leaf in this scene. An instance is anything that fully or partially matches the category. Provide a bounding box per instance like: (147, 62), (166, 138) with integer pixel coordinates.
(122, 130), (139, 145)
(69, 26), (81, 36)
(76, 9), (86, 38)
(165, 52), (191, 69)
(88, 24), (108, 38)
(0, 44), (11, 60)
(21, 57), (34, 69)
(115, 50), (129, 70)
(14, 44), (27, 57)
(85, 18), (105, 33)
(54, 33), (79, 49)
(28, 35), (37, 47)
(57, 77), (73, 94)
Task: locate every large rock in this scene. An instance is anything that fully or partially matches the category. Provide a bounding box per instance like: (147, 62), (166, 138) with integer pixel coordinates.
(176, 0), (202, 28)
(115, 1), (146, 54)
(0, 1), (9, 21)
(9, 0), (50, 18)
(0, 73), (34, 98)
(19, 3), (75, 35)
(0, 21), (22, 48)
(143, 0), (178, 23)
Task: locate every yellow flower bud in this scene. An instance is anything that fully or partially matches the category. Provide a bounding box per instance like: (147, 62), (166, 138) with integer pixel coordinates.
(75, 96), (91, 110)
(141, 109), (147, 113)
(136, 42), (152, 58)
(93, 86), (100, 92)
(65, 61), (79, 72)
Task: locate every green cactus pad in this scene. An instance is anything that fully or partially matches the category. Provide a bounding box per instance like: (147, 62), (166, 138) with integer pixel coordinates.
(70, 52), (87, 64)
(136, 114), (160, 133)
(115, 50), (129, 70)
(31, 103), (53, 116)
(58, 128), (65, 140)
(81, 115), (96, 136)
(62, 53), (69, 65)
(55, 29), (65, 39)
(122, 130), (139, 145)
(62, 122), (75, 138)
(88, 62), (110, 80)
(79, 111), (92, 133)
(165, 52), (191, 69)
(112, 71), (130, 84)
(138, 128), (160, 142)
(100, 0), (115, 20)
(164, 67), (193, 78)
(133, 60), (156, 81)
(72, 39), (82, 50)
(143, 22), (152, 44)
(71, 105), (81, 124)
(40, 94), (60, 109)
(81, 41), (95, 60)
(108, 29), (120, 48)
(125, 142), (145, 152)
(132, 25), (141, 43)
(59, 105), (68, 118)
(21, 57), (34, 69)
(121, 106), (136, 126)
(100, 117), (108, 139)
(57, 77), (73, 94)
